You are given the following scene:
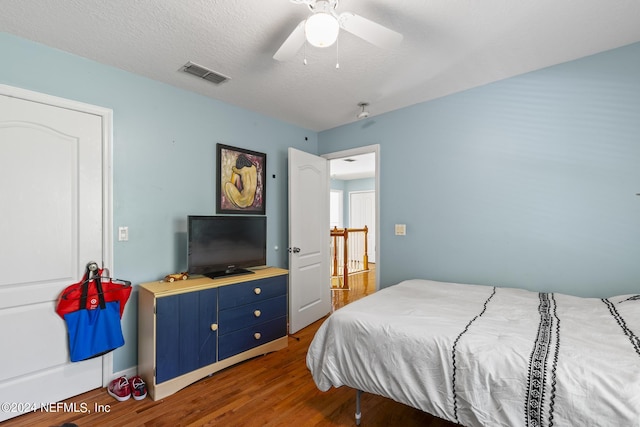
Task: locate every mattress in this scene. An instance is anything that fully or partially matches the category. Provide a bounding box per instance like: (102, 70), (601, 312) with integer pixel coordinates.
(306, 279), (640, 426)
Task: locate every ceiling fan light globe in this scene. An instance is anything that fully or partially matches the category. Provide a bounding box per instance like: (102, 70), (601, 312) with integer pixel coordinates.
(305, 13), (339, 47)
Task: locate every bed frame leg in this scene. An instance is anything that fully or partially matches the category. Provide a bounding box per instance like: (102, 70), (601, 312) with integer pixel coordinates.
(355, 389), (363, 425)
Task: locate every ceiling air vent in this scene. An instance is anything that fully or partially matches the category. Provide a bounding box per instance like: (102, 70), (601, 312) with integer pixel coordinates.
(181, 62), (230, 85)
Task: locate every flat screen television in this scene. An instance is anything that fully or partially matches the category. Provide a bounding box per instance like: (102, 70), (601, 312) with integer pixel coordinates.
(187, 215), (267, 279)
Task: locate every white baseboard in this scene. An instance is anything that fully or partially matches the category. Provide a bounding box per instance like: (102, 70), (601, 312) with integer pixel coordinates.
(107, 365), (139, 384)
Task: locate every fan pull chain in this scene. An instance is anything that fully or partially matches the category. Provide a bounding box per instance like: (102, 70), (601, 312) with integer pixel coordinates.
(303, 42), (308, 65)
(335, 34), (340, 69)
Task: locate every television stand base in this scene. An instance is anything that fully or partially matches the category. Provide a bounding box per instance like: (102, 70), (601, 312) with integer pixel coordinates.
(204, 268), (255, 279)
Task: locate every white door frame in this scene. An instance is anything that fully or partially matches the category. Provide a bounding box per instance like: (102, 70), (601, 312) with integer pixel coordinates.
(322, 144), (380, 291)
(0, 84), (114, 386)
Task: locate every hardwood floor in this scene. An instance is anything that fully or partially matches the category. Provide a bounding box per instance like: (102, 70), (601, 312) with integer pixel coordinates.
(331, 264), (377, 312)
(4, 267), (459, 427)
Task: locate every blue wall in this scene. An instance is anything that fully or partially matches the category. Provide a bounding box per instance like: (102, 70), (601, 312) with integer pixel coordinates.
(3, 31), (640, 374)
(0, 33), (317, 372)
(331, 178), (375, 227)
(319, 42), (640, 298)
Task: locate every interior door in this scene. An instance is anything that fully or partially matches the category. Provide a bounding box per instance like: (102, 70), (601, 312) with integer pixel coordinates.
(0, 88), (106, 421)
(288, 148), (330, 334)
(349, 191), (376, 262)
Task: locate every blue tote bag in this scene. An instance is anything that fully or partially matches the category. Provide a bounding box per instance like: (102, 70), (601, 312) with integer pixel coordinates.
(63, 273), (125, 362)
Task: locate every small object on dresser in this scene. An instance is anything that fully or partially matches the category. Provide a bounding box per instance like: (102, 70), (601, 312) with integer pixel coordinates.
(164, 272), (189, 282)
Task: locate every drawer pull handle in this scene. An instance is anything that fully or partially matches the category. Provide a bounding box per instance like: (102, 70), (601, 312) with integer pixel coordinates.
(254, 332), (261, 340)
(254, 287), (261, 295)
(210, 323), (218, 331)
(254, 310), (261, 317)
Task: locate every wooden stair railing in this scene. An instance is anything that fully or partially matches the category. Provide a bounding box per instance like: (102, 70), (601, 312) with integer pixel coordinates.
(330, 225), (369, 289)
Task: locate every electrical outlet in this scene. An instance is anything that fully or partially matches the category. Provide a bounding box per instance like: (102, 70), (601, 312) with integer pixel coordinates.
(395, 224), (406, 236)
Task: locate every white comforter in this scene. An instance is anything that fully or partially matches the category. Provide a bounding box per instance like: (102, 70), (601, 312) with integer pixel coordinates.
(307, 279), (640, 427)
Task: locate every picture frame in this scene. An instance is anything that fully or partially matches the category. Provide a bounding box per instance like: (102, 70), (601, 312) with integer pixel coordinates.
(216, 143), (266, 215)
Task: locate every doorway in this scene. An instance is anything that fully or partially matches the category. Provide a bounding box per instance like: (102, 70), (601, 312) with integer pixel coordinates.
(324, 145), (379, 301)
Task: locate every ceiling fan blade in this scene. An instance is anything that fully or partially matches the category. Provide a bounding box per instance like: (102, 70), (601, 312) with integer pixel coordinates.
(273, 20), (306, 61)
(339, 12), (403, 50)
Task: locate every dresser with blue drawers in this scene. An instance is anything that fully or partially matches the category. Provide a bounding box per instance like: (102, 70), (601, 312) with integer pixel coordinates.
(138, 267), (288, 400)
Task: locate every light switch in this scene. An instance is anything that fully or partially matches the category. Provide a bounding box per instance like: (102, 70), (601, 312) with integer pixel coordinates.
(395, 224), (406, 236)
(118, 226), (129, 241)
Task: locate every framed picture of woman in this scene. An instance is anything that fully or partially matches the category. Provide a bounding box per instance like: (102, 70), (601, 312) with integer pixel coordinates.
(216, 143), (266, 215)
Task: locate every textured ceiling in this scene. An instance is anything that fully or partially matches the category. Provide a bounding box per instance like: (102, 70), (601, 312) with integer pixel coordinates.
(2, 0), (640, 131)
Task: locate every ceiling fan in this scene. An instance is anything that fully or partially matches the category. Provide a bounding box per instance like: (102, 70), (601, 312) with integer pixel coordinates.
(273, 0), (403, 62)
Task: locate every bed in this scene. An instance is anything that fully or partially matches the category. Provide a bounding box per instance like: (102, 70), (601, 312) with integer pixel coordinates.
(306, 279), (640, 426)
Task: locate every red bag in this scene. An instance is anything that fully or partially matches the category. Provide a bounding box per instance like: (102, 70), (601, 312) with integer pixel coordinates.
(56, 263), (131, 319)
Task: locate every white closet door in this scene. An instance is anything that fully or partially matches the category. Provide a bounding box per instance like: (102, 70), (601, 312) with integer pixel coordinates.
(0, 88), (107, 421)
(350, 191), (376, 262)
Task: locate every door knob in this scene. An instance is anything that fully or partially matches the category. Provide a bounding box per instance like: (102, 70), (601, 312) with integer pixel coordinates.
(288, 247), (301, 253)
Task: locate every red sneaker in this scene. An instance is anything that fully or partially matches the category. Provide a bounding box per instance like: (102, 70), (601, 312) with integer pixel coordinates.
(130, 376), (147, 400)
(107, 376), (131, 402)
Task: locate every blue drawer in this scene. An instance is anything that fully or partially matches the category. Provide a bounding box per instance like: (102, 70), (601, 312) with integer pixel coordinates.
(218, 316), (287, 360)
(219, 294), (286, 335)
(218, 275), (286, 310)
